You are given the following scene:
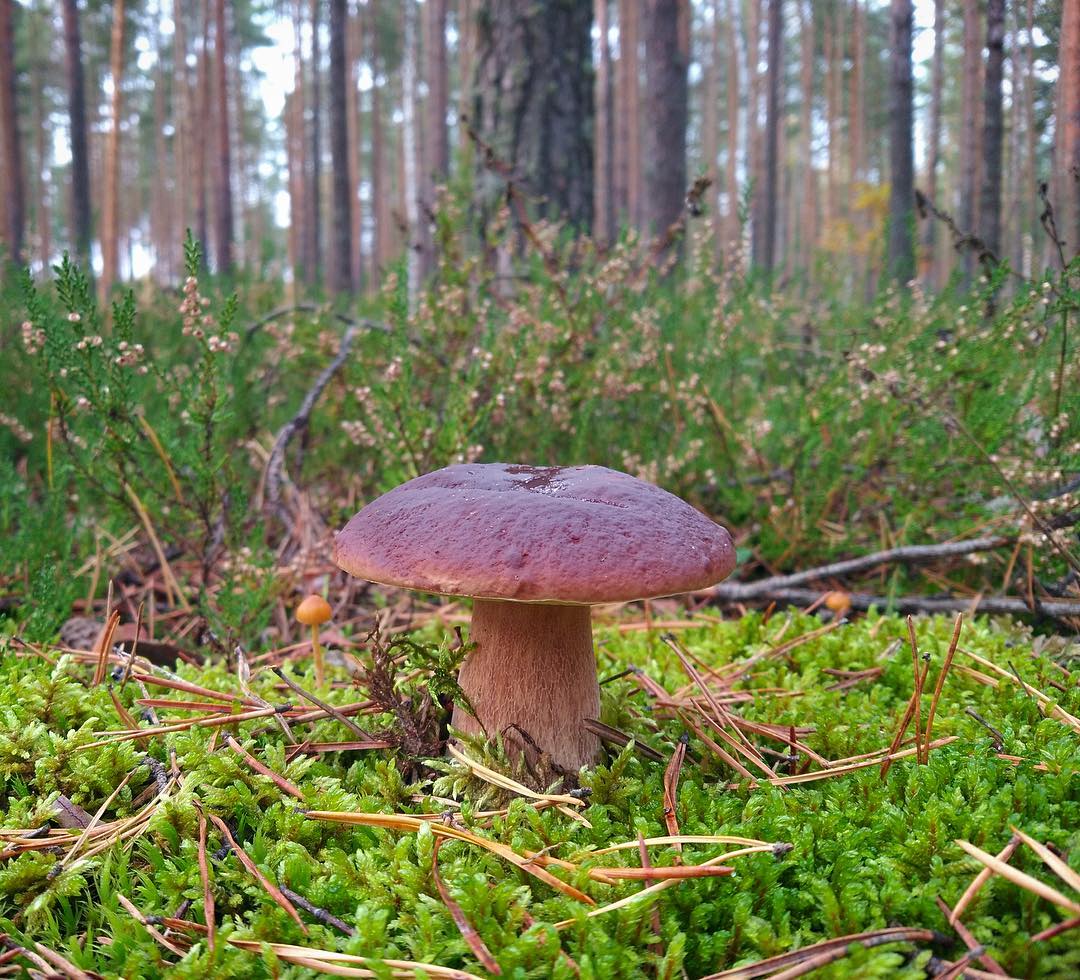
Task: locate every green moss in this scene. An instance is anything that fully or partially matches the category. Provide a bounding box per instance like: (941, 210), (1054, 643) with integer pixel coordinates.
(0, 613), (1076, 977)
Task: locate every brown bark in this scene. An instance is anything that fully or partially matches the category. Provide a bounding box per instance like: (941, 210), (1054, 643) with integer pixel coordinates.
(959, 0), (983, 285)
(172, 0), (189, 276)
(594, 0), (614, 244)
(30, 13), (49, 270)
(371, 4), (392, 274)
(421, 0), (448, 276)
(1057, 0), (1080, 253)
(213, 0), (233, 274)
(308, 0), (322, 286)
(797, 0), (815, 269)
(346, 4), (363, 289)
(978, 0), (1005, 263)
(154, 43), (171, 279)
(0, 0), (22, 265)
(328, 0), (352, 293)
(754, 0), (782, 272)
(620, 0), (642, 228)
(473, 0), (594, 231)
(642, 0), (688, 238)
(62, 0), (92, 269)
(723, 0), (740, 248)
(195, 0), (211, 266)
(748, 0), (763, 252)
(451, 600), (600, 771)
(286, 88), (302, 294)
(919, 0), (944, 287)
(849, 0), (865, 184)
(702, 2), (720, 251)
(402, 0), (420, 302)
(100, 0), (125, 294)
(886, 0), (914, 284)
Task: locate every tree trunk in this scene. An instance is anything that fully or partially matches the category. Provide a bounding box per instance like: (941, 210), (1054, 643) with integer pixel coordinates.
(958, 0), (983, 286)
(797, 0), (815, 271)
(347, 4), (363, 289)
(328, 0), (352, 293)
(754, 0), (782, 272)
(978, 0), (1005, 264)
(422, 0), (448, 275)
(919, 0), (944, 287)
(308, 0), (322, 286)
(886, 0), (915, 284)
(642, 0), (688, 238)
(615, 0), (641, 229)
(62, 0), (92, 270)
(172, 0), (189, 277)
(100, 0), (125, 295)
(402, 0), (420, 304)
(0, 0), (23, 266)
(849, 0), (865, 184)
(213, 0), (233, 274)
(748, 0), (763, 257)
(702, 2), (720, 253)
(723, 0), (740, 249)
(1057, 0), (1080, 254)
(371, 4), (391, 274)
(594, 0), (614, 245)
(195, 0), (211, 266)
(473, 0), (593, 231)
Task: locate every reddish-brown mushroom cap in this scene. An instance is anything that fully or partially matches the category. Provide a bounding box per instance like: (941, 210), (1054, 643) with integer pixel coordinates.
(333, 463), (735, 604)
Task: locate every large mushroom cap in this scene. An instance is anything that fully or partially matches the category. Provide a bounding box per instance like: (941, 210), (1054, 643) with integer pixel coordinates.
(334, 463), (736, 604)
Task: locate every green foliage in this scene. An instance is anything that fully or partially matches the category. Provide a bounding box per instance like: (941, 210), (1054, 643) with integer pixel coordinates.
(0, 614), (1076, 977)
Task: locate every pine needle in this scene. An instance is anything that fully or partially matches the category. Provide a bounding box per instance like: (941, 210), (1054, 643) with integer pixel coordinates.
(955, 838), (1080, 915)
(431, 836), (502, 975)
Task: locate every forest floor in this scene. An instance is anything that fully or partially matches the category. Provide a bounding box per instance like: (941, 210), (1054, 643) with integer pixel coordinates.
(0, 230), (1078, 975)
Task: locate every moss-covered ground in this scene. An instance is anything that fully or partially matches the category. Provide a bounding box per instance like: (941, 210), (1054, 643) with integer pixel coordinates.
(0, 610), (1077, 978)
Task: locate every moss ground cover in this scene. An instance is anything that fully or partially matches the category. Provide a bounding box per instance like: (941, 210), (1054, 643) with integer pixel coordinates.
(0, 610), (1077, 977)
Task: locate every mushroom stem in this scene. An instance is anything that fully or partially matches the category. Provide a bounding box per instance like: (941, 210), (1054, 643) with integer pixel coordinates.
(452, 599), (601, 771)
(312, 625), (324, 688)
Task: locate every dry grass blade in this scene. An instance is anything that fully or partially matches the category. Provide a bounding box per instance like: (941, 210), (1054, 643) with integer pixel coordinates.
(1011, 827), (1080, 894)
(699, 926), (939, 979)
(92, 610), (121, 687)
(955, 838), (1080, 914)
(60, 768), (136, 869)
(933, 896), (1007, 975)
(772, 736), (958, 785)
(207, 813), (309, 933)
(922, 613), (963, 763)
(552, 845), (776, 929)
(589, 865), (733, 880)
(227, 939), (484, 979)
(592, 834), (770, 855)
(431, 837), (502, 975)
(224, 735), (305, 800)
(195, 803), (215, 954)
(305, 810), (594, 904)
(662, 736), (687, 852)
(115, 893), (187, 956)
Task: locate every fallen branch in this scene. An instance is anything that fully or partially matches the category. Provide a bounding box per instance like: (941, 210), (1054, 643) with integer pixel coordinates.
(708, 536), (1009, 602)
(260, 324), (359, 522)
(713, 586), (1080, 621)
(243, 303), (392, 342)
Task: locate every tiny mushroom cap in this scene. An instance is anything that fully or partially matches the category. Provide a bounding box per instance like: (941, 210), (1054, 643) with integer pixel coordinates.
(334, 463), (736, 772)
(296, 594), (333, 626)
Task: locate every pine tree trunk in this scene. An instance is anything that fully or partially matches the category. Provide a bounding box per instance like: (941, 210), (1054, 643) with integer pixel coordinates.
(347, 4), (363, 289)
(754, 0), (782, 272)
(195, 0), (211, 266)
(723, 0), (740, 250)
(154, 48), (171, 279)
(172, 0), (189, 276)
(642, 0), (688, 238)
(308, 0), (322, 286)
(702, 3), (720, 253)
(473, 0), (594, 231)
(594, 0), (614, 245)
(748, 0), (763, 257)
(1057, 0), (1080, 253)
(371, 5), (391, 274)
(100, 0), (125, 294)
(979, 0), (1005, 264)
(286, 89), (301, 294)
(623, 0), (642, 228)
(32, 37), (50, 270)
(328, 0), (352, 293)
(886, 0), (914, 284)
(798, 0), (815, 271)
(959, 0), (983, 285)
(849, 0), (865, 184)
(920, 0), (944, 287)
(0, 0), (23, 265)
(425, 0), (449, 179)
(62, 0), (92, 269)
(402, 0), (420, 304)
(213, 0), (233, 274)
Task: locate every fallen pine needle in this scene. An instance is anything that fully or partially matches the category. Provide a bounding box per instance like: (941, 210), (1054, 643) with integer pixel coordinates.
(432, 836), (502, 974)
(207, 813), (309, 933)
(1011, 826), (1080, 894)
(224, 735), (306, 800)
(227, 939), (484, 979)
(955, 838), (1080, 915)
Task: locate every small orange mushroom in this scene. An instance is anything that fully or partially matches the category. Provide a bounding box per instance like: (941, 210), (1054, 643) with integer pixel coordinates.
(296, 594), (333, 687)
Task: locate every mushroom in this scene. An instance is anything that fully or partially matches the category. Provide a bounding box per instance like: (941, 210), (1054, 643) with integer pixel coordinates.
(296, 593), (333, 687)
(333, 463), (736, 771)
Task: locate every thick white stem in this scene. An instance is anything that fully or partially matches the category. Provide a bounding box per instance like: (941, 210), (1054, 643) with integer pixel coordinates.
(451, 599), (601, 771)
